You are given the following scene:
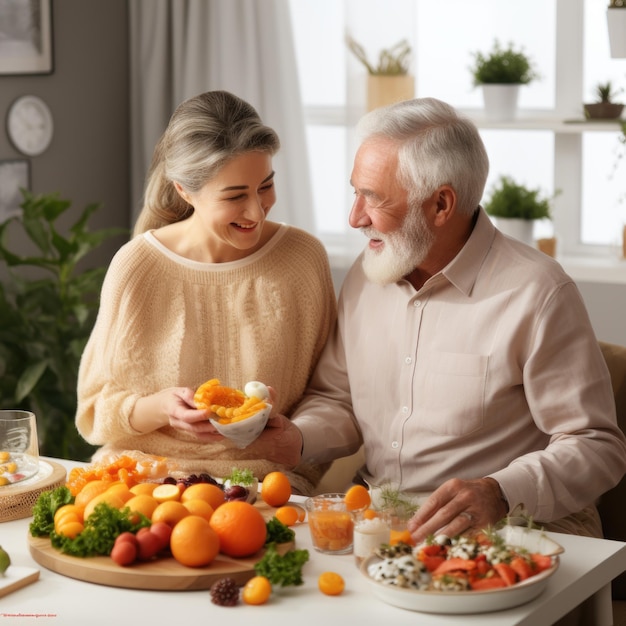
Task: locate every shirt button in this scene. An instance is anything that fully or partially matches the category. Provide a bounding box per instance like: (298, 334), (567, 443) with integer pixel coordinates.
(402, 406), (409, 414)
(391, 441), (399, 449)
(405, 356), (412, 364)
(414, 300), (421, 307)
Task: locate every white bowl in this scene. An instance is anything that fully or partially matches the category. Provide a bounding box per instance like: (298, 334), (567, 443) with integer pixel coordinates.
(209, 404), (272, 448)
(359, 525), (563, 614)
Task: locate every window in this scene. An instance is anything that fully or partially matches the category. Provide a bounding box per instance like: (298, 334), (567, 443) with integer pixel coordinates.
(289, 0), (626, 261)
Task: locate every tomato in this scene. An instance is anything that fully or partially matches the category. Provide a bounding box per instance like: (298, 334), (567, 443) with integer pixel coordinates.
(493, 562), (518, 586)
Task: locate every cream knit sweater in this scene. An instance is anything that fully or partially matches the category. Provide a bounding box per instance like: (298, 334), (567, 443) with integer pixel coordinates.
(76, 224), (337, 494)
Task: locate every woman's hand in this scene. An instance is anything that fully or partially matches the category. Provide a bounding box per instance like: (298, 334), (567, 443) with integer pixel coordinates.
(131, 387), (220, 438)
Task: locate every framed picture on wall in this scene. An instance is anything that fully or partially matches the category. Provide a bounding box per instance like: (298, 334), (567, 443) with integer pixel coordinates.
(0, 0), (53, 75)
(0, 159), (29, 221)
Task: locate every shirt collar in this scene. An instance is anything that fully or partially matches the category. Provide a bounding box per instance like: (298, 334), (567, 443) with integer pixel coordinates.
(440, 207), (495, 296)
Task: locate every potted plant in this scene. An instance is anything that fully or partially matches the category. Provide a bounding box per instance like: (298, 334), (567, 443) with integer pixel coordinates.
(483, 175), (554, 247)
(470, 40), (539, 121)
(608, 1), (626, 58)
(346, 35), (414, 111)
(0, 190), (126, 460)
(584, 81), (624, 119)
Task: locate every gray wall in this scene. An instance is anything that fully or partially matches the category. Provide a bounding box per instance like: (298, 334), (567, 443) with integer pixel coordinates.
(0, 0), (131, 267)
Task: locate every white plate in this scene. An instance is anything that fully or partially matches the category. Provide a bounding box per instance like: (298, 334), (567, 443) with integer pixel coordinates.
(359, 526), (562, 614)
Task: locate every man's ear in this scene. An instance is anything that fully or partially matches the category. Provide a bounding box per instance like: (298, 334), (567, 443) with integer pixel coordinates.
(433, 185), (457, 226)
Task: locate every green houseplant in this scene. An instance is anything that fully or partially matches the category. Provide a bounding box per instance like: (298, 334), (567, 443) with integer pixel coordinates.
(470, 40), (539, 121)
(584, 81), (624, 119)
(483, 176), (554, 247)
(346, 35), (415, 111)
(0, 190), (126, 460)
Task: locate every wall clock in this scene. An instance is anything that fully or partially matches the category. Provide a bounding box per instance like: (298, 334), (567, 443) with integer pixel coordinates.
(6, 95), (54, 157)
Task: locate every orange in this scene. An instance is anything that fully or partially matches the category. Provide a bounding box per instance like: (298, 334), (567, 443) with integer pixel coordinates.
(170, 515), (220, 567)
(152, 483), (181, 503)
(182, 499), (215, 522)
(125, 494), (159, 521)
(261, 471), (291, 507)
(275, 506), (299, 527)
(129, 482), (158, 496)
(242, 576), (272, 605)
(104, 482), (133, 503)
(344, 485), (371, 511)
(151, 500), (190, 527)
(318, 571), (345, 596)
(362, 508), (379, 520)
(180, 483), (225, 510)
(209, 501), (267, 557)
(54, 510), (82, 534)
(83, 492), (125, 520)
(54, 504), (85, 526)
(389, 528), (415, 546)
(74, 480), (109, 509)
(292, 504), (306, 522)
(56, 520), (84, 539)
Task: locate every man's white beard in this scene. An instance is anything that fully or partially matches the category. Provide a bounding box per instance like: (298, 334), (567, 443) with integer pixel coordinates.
(361, 206), (435, 285)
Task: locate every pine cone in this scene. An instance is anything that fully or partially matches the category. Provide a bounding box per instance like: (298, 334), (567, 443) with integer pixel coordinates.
(210, 577), (239, 606)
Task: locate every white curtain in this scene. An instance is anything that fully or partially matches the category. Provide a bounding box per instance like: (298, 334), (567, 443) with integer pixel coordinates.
(128, 0), (314, 231)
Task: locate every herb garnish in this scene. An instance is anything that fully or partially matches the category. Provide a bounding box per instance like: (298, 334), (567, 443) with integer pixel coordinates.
(254, 544), (309, 587)
(265, 517), (295, 545)
(224, 467), (255, 486)
(30, 486), (74, 537)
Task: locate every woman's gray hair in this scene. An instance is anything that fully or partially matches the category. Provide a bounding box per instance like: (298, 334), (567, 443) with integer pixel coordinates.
(356, 97), (489, 216)
(134, 91), (280, 236)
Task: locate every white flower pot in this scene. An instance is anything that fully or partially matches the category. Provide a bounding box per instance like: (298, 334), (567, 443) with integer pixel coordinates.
(481, 84), (520, 122)
(607, 8), (626, 58)
(495, 218), (535, 247)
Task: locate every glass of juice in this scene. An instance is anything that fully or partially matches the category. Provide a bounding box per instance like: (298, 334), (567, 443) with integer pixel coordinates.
(305, 493), (354, 554)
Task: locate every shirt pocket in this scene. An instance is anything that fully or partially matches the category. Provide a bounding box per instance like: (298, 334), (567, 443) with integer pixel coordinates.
(418, 351), (488, 436)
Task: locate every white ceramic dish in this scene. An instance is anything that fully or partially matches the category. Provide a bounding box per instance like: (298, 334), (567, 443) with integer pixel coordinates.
(210, 404), (272, 448)
(359, 526), (563, 614)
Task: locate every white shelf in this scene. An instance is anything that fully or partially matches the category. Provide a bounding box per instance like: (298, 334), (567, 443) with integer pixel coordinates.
(467, 116), (625, 133)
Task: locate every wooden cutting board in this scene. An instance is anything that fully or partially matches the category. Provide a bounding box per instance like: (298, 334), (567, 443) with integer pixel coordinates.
(0, 566), (40, 598)
(28, 499), (296, 590)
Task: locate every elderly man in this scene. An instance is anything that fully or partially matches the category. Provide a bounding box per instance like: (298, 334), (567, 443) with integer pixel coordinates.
(263, 97), (626, 543)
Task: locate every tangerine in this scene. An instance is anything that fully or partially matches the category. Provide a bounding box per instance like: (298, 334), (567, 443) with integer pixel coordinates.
(261, 471), (291, 507)
(53, 504), (85, 526)
(242, 575), (272, 605)
(344, 485), (371, 511)
(182, 498), (215, 522)
(318, 571), (345, 596)
(103, 482), (133, 503)
(151, 500), (190, 527)
(209, 501), (267, 557)
(56, 520), (84, 539)
(274, 506), (299, 527)
(181, 483), (225, 510)
(74, 480), (109, 509)
(170, 515), (220, 567)
(125, 494), (159, 521)
(129, 482), (158, 496)
(83, 492), (125, 520)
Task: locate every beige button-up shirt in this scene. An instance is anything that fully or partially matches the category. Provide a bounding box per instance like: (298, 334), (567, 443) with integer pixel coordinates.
(294, 209), (626, 523)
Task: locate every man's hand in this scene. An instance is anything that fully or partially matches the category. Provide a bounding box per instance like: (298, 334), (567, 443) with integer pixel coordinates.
(251, 413), (303, 468)
(407, 477), (508, 544)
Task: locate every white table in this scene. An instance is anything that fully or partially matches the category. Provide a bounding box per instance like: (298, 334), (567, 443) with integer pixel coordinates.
(2, 457), (626, 626)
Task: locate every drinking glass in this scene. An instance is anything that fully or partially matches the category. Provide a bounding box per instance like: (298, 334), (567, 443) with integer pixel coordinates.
(305, 493), (354, 554)
(0, 410), (40, 485)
